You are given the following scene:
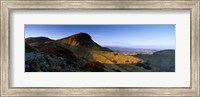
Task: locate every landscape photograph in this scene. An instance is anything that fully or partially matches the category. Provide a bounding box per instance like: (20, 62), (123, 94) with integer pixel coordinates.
(25, 25), (175, 72)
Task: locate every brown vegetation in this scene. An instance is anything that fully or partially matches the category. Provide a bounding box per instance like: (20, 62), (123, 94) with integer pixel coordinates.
(82, 61), (105, 72)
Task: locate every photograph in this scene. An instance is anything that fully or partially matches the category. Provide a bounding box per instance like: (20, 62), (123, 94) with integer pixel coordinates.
(1, 0), (199, 96)
(25, 25), (175, 72)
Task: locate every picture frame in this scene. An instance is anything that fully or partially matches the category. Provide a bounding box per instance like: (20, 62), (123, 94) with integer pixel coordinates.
(1, 0), (199, 96)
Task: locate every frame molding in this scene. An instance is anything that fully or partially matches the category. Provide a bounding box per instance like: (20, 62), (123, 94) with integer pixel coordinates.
(1, 0), (199, 96)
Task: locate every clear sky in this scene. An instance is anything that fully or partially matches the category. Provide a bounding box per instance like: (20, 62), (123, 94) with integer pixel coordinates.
(25, 25), (175, 50)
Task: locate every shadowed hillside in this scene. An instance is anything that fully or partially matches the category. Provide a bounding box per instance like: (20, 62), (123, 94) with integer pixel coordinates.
(25, 43), (85, 72)
(135, 50), (175, 72)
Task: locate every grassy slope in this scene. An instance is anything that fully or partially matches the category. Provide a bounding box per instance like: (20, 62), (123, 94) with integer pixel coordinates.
(91, 50), (144, 64)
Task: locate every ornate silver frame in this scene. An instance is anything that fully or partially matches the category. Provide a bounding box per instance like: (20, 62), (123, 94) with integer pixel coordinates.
(1, 0), (199, 96)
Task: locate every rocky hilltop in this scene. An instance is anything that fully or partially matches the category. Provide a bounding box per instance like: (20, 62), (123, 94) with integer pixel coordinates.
(58, 32), (112, 51)
(58, 33), (100, 48)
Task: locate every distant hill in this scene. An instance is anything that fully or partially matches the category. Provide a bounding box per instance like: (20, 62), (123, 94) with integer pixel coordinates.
(135, 50), (175, 72)
(25, 37), (53, 44)
(25, 32), (174, 72)
(25, 37), (54, 50)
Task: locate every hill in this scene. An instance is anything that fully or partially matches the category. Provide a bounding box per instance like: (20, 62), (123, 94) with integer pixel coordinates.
(57, 32), (112, 51)
(56, 32), (145, 65)
(25, 37), (53, 44)
(25, 37), (54, 49)
(58, 32), (99, 47)
(135, 50), (175, 72)
(25, 32), (169, 72)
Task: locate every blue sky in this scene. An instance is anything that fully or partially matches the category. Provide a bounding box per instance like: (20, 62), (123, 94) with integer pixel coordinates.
(25, 25), (175, 50)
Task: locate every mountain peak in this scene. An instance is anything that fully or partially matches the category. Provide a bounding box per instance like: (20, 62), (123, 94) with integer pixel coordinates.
(58, 32), (101, 49)
(77, 32), (91, 37)
(72, 32), (92, 41)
